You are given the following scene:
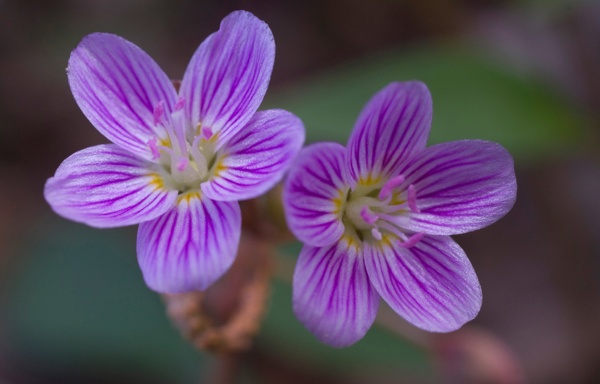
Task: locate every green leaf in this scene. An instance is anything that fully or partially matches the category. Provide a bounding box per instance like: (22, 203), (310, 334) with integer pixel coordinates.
(265, 45), (583, 162)
(5, 218), (204, 382)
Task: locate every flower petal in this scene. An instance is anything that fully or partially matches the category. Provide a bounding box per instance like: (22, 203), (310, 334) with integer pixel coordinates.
(137, 193), (241, 293)
(346, 81), (432, 187)
(364, 235), (481, 332)
(201, 109), (305, 201)
(283, 142), (349, 247)
(44, 144), (177, 228)
(180, 10), (275, 147)
(293, 240), (380, 347)
(68, 33), (178, 160)
(400, 140), (517, 235)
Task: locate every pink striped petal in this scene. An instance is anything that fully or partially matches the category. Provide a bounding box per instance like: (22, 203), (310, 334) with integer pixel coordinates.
(293, 240), (380, 347)
(68, 33), (177, 160)
(400, 140), (517, 235)
(201, 110), (305, 201)
(137, 194), (241, 293)
(347, 81), (432, 187)
(283, 142), (349, 247)
(44, 144), (177, 228)
(180, 11), (275, 148)
(364, 235), (481, 332)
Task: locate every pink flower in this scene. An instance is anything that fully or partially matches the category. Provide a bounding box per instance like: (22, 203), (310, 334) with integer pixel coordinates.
(283, 81), (516, 347)
(45, 11), (305, 293)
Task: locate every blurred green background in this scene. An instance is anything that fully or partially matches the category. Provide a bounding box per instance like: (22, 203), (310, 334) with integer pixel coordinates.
(1, 0), (599, 383)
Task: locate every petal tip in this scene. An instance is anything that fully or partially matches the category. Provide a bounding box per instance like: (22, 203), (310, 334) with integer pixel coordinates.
(292, 244), (379, 348)
(222, 10), (274, 39)
(136, 197), (241, 294)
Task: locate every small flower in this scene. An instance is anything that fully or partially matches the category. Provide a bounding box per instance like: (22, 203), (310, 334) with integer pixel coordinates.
(283, 81), (516, 347)
(45, 11), (305, 293)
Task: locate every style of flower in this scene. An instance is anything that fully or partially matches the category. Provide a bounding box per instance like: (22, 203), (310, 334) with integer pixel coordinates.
(44, 11), (304, 293)
(283, 81), (516, 347)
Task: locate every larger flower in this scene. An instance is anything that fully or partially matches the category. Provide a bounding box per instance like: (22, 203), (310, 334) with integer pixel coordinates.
(283, 81), (516, 347)
(45, 11), (304, 293)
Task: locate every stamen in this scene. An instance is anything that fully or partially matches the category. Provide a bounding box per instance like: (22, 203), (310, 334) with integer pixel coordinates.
(379, 203), (408, 213)
(202, 127), (213, 140)
(169, 98), (189, 158)
(347, 172), (423, 246)
(163, 123), (183, 155)
(174, 96), (185, 111)
(377, 221), (408, 241)
(147, 98), (211, 190)
(377, 212), (411, 228)
(176, 157), (189, 172)
(153, 101), (165, 126)
(399, 232), (424, 248)
(160, 146), (173, 156)
(360, 207), (378, 225)
(407, 184), (420, 213)
(371, 228), (382, 240)
(191, 135), (203, 153)
(379, 175), (405, 201)
(147, 136), (161, 160)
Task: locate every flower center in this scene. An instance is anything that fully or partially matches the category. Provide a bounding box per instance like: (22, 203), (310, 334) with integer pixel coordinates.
(147, 98), (218, 192)
(344, 174), (424, 248)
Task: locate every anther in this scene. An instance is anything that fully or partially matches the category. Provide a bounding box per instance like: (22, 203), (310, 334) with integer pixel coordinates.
(176, 157), (189, 172)
(147, 136), (161, 160)
(379, 175), (406, 201)
(153, 101), (165, 126)
(407, 184), (420, 213)
(202, 127), (213, 140)
(371, 228), (383, 240)
(174, 96), (185, 111)
(399, 232), (424, 248)
(360, 207), (378, 225)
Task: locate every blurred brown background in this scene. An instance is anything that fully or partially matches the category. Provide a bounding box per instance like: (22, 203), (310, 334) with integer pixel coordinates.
(1, 0), (600, 383)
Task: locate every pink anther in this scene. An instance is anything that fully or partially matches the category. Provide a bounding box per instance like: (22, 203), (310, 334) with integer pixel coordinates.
(371, 228), (383, 241)
(202, 127), (213, 140)
(174, 96), (185, 111)
(360, 207), (378, 225)
(147, 136), (161, 160)
(378, 175), (406, 201)
(407, 184), (420, 213)
(399, 232), (424, 248)
(176, 157), (189, 172)
(153, 101), (165, 126)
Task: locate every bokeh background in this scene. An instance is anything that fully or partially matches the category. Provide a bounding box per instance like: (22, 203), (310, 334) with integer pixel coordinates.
(1, 0), (599, 383)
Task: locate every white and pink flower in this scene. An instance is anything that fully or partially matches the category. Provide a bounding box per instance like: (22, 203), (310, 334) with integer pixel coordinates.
(283, 81), (516, 347)
(45, 11), (305, 293)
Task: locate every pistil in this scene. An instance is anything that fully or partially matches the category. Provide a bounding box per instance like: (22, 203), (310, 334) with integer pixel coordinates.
(345, 173), (424, 247)
(146, 99), (217, 192)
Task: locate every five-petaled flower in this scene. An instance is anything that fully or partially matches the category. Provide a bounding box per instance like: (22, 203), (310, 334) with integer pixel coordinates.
(283, 81), (516, 347)
(44, 11), (304, 293)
